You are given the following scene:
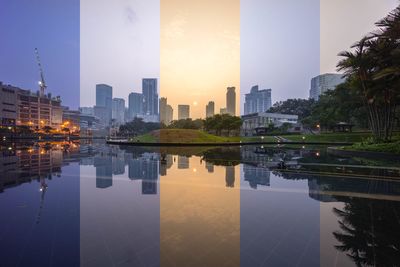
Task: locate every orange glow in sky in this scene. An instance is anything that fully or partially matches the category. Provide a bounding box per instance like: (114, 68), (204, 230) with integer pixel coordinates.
(161, 0), (240, 119)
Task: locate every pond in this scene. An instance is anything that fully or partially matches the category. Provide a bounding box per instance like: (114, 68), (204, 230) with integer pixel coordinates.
(1, 141), (399, 267)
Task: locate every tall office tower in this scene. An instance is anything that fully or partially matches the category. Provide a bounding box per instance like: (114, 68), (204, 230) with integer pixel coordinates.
(142, 78), (158, 115)
(244, 85), (272, 115)
(309, 73), (345, 101)
(226, 87), (236, 116)
(206, 101), (215, 117)
(178, 105), (190, 120)
(128, 92), (143, 120)
(166, 105), (173, 125)
(159, 97), (167, 124)
(95, 84), (112, 126)
(112, 98), (125, 124)
(220, 107), (227, 114)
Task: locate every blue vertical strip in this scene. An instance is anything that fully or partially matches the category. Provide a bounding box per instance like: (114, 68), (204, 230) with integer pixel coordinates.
(240, 0), (320, 265)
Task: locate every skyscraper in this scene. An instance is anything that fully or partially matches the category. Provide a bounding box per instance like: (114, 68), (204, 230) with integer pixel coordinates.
(244, 85), (272, 115)
(112, 98), (125, 125)
(166, 105), (173, 125)
(95, 84), (112, 126)
(309, 73), (345, 100)
(206, 101), (215, 117)
(178, 105), (190, 120)
(128, 92), (143, 120)
(226, 87), (236, 116)
(142, 78), (158, 115)
(159, 97), (167, 124)
(160, 97), (173, 125)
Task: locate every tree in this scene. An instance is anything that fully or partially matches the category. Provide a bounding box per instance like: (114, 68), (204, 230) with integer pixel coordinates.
(337, 5), (400, 141)
(268, 98), (316, 121)
(119, 117), (160, 136)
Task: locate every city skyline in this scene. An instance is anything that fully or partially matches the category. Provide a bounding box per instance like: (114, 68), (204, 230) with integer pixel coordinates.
(1, 0), (397, 114)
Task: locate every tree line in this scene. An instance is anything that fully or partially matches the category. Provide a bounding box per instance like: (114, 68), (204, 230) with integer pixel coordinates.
(119, 114), (242, 136)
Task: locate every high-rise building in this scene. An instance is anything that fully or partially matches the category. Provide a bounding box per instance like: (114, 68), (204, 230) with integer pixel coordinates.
(309, 73), (345, 100)
(226, 87), (236, 116)
(220, 108), (227, 114)
(178, 105), (190, 120)
(166, 105), (173, 125)
(159, 97), (173, 125)
(128, 92), (143, 120)
(142, 78), (158, 116)
(244, 85), (272, 115)
(95, 84), (112, 126)
(112, 98), (125, 125)
(206, 101), (215, 118)
(159, 97), (167, 124)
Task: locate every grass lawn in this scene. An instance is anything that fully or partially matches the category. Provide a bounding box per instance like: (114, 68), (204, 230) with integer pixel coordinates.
(134, 129), (276, 143)
(282, 132), (373, 143)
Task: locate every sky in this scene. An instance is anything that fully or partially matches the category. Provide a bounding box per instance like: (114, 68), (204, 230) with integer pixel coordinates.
(240, 0), (398, 114)
(80, 0), (160, 108)
(0, 0), (80, 109)
(1, 0), (398, 115)
(160, 0), (240, 119)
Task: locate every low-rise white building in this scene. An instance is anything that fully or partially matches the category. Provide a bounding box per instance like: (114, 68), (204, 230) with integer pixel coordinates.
(241, 112), (299, 136)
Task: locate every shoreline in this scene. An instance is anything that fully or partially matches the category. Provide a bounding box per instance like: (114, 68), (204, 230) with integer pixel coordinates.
(327, 147), (400, 161)
(106, 140), (354, 147)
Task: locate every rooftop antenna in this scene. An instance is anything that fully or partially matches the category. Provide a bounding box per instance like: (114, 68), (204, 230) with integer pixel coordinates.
(35, 48), (47, 97)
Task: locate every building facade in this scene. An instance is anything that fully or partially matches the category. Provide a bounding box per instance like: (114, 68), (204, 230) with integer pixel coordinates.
(241, 112), (298, 136)
(0, 82), (63, 130)
(0, 82), (17, 128)
(244, 85), (272, 115)
(95, 84), (112, 126)
(309, 73), (345, 100)
(112, 98), (125, 125)
(226, 87), (236, 116)
(206, 101), (215, 118)
(142, 78), (158, 116)
(178, 105), (190, 120)
(128, 92), (143, 120)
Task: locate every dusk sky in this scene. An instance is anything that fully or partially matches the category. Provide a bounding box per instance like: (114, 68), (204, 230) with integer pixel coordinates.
(161, 0), (240, 119)
(80, 0), (160, 108)
(1, 0), (397, 115)
(0, 0), (79, 110)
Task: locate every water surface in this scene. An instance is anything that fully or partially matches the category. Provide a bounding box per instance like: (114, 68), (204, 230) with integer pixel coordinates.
(1, 141), (399, 266)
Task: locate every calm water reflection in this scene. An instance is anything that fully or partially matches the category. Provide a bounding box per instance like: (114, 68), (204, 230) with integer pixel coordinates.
(1, 141), (399, 266)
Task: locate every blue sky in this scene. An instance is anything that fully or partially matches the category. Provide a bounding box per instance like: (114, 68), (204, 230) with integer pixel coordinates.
(0, 0), (80, 109)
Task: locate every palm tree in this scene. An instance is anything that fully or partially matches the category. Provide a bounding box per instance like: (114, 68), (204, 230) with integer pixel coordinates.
(337, 5), (400, 142)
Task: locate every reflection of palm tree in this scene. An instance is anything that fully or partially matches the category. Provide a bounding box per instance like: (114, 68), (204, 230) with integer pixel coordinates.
(333, 199), (400, 266)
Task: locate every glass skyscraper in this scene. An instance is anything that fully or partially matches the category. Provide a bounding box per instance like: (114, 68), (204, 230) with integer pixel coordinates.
(142, 78), (158, 116)
(95, 84), (112, 126)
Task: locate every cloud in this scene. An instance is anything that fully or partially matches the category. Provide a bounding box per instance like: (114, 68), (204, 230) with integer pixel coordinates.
(124, 5), (137, 24)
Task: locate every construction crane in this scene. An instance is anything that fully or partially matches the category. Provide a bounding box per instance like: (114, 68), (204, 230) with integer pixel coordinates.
(35, 48), (47, 97)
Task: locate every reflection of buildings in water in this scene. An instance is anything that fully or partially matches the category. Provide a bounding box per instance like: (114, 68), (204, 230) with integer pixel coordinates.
(128, 153), (159, 195)
(178, 156), (189, 169)
(243, 164), (270, 189)
(225, 166), (235, 187)
(94, 156), (113, 189)
(112, 150), (125, 175)
(0, 143), (80, 192)
(308, 179), (336, 202)
(205, 161), (214, 173)
(159, 154), (173, 176)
